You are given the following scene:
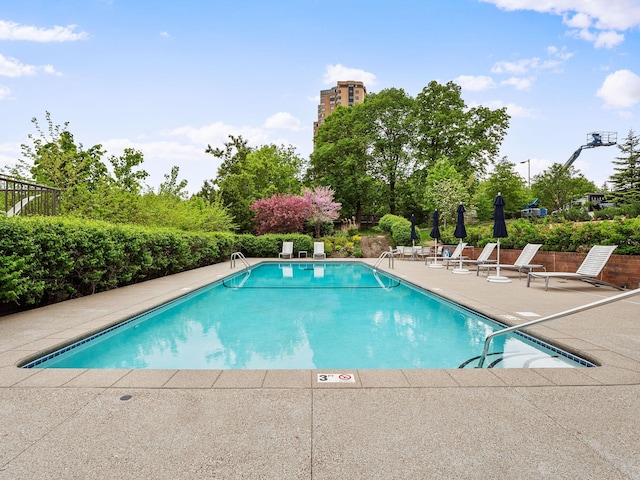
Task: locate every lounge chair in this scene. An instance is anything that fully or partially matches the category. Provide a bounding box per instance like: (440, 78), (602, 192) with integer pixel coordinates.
(440, 243), (468, 268)
(527, 245), (621, 291)
(279, 241), (294, 259)
(453, 242), (497, 272)
(313, 242), (326, 259)
(478, 243), (543, 278)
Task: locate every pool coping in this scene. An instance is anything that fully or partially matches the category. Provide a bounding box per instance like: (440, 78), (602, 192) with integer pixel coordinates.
(2, 258), (639, 390)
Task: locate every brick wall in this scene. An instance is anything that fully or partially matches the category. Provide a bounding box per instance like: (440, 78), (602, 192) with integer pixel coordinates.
(466, 247), (640, 289)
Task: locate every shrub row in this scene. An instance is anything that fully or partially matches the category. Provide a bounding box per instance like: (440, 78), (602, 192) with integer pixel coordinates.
(0, 217), (311, 306)
(437, 217), (640, 255)
(378, 214), (419, 246)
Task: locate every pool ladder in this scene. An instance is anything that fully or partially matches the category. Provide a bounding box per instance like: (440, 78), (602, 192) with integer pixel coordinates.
(476, 287), (640, 368)
(230, 251), (250, 269)
(373, 248), (396, 270)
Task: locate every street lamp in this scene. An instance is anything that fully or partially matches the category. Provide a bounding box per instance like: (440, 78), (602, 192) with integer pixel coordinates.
(520, 159), (531, 192)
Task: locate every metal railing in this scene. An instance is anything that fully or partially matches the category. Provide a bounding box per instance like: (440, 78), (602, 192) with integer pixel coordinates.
(1, 175), (60, 217)
(373, 249), (395, 270)
(477, 287), (640, 368)
(230, 251), (250, 269)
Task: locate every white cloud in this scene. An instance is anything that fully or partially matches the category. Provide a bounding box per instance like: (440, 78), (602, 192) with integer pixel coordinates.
(480, 100), (540, 119)
(546, 45), (573, 61)
(0, 54), (36, 77)
(0, 20), (88, 42)
(0, 54), (60, 77)
(160, 31), (170, 38)
(453, 75), (495, 91)
(593, 30), (624, 49)
(264, 112), (303, 131)
(168, 121), (269, 146)
(500, 77), (533, 90)
(480, 0), (640, 47)
(323, 64), (377, 86)
(596, 69), (640, 109)
(0, 84), (11, 100)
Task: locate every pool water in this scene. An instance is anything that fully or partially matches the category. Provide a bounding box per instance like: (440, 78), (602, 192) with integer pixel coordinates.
(25, 262), (591, 370)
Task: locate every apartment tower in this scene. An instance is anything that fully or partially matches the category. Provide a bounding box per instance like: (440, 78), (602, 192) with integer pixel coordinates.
(313, 80), (367, 137)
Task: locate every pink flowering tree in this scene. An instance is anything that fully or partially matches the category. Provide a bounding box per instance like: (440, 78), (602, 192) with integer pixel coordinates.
(250, 194), (313, 235)
(303, 186), (342, 238)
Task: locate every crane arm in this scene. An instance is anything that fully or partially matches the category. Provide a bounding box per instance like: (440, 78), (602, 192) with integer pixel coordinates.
(564, 146), (584, 168)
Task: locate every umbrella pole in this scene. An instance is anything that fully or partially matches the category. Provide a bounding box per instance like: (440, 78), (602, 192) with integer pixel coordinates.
(496, 238), (500, 277)
(487, 238), (511, 282)
(452, 238), (470, 274)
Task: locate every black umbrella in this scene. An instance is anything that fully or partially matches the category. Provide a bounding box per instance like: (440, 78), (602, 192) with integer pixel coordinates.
(493, 194), (508, 239)
(410, 214), (419, 245)
(429, 210), (441, 240)
(428, 210), (443, 267)
(490, 193), (509, 282)
(453, 204), (468, 273)
(454, 204), (467, 239)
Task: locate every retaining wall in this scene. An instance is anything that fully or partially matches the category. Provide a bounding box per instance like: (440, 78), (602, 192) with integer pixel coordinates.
(466, 247), (640, 290)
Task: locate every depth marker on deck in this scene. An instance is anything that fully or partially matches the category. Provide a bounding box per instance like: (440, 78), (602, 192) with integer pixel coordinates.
(317, 373), (355, 383)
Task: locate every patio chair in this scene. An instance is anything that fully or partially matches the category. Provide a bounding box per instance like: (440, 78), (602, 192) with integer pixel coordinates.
(440, 242), (468, 268)
(279, 241), (294, 259)
(527, 245), (621, 291)
(313, 242), (326, 259)
(454, 243), (497, 272)
(478, 243), (543, 278)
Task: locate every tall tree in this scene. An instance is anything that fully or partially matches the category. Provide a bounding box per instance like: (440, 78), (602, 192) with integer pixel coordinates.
(108, 148), (149, 194)
(413, 81), (510, 180)
(532, 164), (598, 213)
(422, 157), (471, 225)
(361, 88), (416, 214)
(307, 105), (380, 222)
(608, 129), (640, 205)
(20, 112), (107, 192)
(207, 139), (304, 233)
(473, 158), (529, 219)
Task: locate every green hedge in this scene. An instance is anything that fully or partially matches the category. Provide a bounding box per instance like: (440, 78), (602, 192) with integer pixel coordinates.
(438, 217), (640, 255)
(378, 214), (419, 246)
(0, 217), (312, 306)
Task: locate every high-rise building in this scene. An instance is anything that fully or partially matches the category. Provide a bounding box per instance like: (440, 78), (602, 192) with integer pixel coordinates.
(313, 80), (367, 137)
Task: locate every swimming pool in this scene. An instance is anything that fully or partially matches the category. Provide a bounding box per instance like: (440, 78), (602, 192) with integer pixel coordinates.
(23, 262), (592, 370)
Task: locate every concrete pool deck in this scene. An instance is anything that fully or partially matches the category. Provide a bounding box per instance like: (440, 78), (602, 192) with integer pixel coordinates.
(1, 258), (639, 479)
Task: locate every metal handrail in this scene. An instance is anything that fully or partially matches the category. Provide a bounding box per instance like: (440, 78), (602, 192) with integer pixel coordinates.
(477, 287), (640, 368)
(230, 252), (250, 269)
(373, 250), (395, 269)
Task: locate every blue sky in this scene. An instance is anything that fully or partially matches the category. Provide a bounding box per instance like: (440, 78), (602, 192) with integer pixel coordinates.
(1, 0), (640, 194)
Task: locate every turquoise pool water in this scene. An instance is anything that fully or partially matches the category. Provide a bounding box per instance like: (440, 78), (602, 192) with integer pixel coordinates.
(25, 262), (591, 369)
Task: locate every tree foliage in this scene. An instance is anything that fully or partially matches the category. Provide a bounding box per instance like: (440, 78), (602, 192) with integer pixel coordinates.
(207, 136), (304, 232)
(608, 129), (640, 205)
(474, 158), (529, 219)
(310, 81), (509, 222)
(303, 186), (341, 238)
(532, 164), (598, 213)
(6, 112), (234, 232)
(250, 194), (312, 235)
(307, 106), (380, 221)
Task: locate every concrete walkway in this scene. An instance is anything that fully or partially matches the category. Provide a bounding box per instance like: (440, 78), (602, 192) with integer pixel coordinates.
(1, 258), (639, 479)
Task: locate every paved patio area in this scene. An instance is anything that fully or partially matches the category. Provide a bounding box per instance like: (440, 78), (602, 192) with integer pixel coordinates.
(1, 258), (639, 479)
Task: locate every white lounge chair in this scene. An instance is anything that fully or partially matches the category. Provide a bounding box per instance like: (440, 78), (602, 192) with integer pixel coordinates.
(279, 241), (294, 259)
(313, 242), (326, 259)
(527, 245), (621, 291)
(440, 243), (467, 268)
(455, 242), (497, 272)
(478, 243), (543, 278)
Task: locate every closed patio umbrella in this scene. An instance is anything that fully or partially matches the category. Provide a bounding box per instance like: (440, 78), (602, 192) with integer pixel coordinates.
(452, 204), (470, 274)
(428, 210), (443, 268)
(488, 192), (510, 283)
(410, 214), (419, 260)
